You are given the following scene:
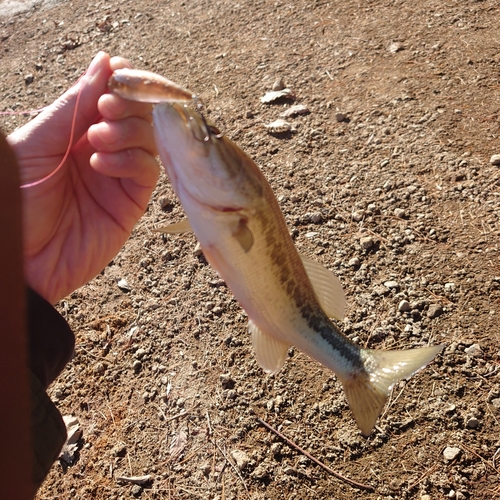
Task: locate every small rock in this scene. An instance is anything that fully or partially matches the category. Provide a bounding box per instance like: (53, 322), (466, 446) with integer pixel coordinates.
(427, 304), (443, 319)
(280, 104), (310, 118)
(220, 373), (235, 389)
(260, 88), (295, 103)
(193, 242), (203, 257)
(490, 154), (500, 166)
(265, 118), (293, 133)
(384, 280), (399, 290)
(131, 484), (142, 497)
(352, 210), (365, 222)
(158, 196), (171, 209)
(388, 41), (404, 53)
(491, 398), (500, 409)
(398, 300), (411, 312)
(444, 283), (456, 292)
(25, 73), (34, 84)
(394, 208), (406, 218)
(421, 496), (431, 500)
(360, 236), (374, 250)
(272, 78), (285, 91)
(464, 343), (482, 357)
(133, 360), (142, 373)
(283, 466), (297, 476)
(117, 278), (131, 291)
(466, 417), (480, 429)
(335, 112), (347, 122)
(135, 348), (148, 359)
(231, 449), (250, 470)
(348, 257), (360, 267)
(245, 110), (254, 119)
(251, 463), (269, 479)
(443, 446), (461, 461)
(311, 212), (322, 224)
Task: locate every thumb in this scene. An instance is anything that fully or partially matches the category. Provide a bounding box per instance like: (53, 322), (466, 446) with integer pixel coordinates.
(57, 51), (112, 141)
(8, 52), (112, 156)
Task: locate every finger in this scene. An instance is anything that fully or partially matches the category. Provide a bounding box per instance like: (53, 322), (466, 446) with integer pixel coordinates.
(98, 92), (153, 122)
(109, 56), (133, 72)
(90, 148), (160, 188)
(88, 117), (157, 156)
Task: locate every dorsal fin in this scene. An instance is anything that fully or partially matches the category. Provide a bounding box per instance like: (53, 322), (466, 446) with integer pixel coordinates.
(300, 254), (346, 320)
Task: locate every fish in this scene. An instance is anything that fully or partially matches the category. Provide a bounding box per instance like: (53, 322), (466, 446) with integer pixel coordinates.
(150, 102), (443, 436)
(108, 68), (196, 103)
(108, 74), (443, 435)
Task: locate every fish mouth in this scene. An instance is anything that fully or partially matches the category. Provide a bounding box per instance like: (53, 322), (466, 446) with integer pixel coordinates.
(167, 103), (223, 143)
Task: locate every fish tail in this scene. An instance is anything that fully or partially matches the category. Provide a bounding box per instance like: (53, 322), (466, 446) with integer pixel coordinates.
(342, 345), (443, 436)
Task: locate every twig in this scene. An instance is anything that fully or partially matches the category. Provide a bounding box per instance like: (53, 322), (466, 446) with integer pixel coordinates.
(460, 443), (500, 475)
(408, 462), (439, 490)
(256, 418), (374, 492)
(164, 409), (189, 423)
(206, 410), (212, 438)
(492, 447), (500, 470)
(214, 440), (249, 496)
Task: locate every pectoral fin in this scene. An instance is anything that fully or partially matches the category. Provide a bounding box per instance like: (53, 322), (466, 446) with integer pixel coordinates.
(232, 219), (254, 253)
(154, 219), (192, 234)
(300, 254), (346, 320)
(249, 320), (290, 374)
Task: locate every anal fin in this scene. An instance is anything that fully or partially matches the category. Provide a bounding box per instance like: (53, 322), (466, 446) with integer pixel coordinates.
(249, 320), (290, 375)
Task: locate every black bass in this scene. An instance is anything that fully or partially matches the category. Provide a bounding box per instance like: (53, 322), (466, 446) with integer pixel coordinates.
(108, 72), (443, 436)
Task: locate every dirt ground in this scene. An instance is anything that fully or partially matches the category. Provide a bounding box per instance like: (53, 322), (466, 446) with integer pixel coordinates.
(1, 0), (500, 498)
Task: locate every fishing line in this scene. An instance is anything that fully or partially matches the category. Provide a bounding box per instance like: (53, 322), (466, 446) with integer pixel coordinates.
(0, 70), (88, 189)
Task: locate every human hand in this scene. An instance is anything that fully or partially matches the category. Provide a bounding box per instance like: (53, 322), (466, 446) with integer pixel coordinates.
(8, 51), (160, 304)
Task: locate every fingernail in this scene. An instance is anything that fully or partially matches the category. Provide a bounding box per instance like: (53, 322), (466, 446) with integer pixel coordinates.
(87, 51), (106, 77)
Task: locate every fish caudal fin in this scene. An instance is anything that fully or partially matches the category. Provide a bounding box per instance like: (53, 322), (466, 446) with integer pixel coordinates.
(342, 345), (444, 436)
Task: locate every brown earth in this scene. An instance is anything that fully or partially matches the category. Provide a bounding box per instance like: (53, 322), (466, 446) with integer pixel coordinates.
(1, 0), (500, 498)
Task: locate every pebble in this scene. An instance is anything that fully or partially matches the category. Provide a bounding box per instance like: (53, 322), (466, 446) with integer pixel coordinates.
(444, 282), (456, 292)
(135, 348), (148, 359)
(384, 280), (399, 289)
(310, 212), (323, 224)
(466, 417), (480, 429)
(398, 299), (411, 312)
(24, 73), (34, 84)
(490, 154), (500, 165)
(117, 278), (131, 291)
(491, 398), (500, 409)
(443, 446), (461, 461)
(231, 449), (250, 470)
(348, 257), (360, 267)
(132, 360), (142, 373)
(193, 242), (203, 257)
(352, 210), (365, 222)
(272, 77), (285, 91)
(131, 484), (142, 497)
(394, 208), (406, 218)
(360, 236), (374, 249)
(280, 104), (310, 118)
(464, 343), (482, 357)
(335, 113), (348, 122)
(427, 303), (443, 319)
(265, 118), (293, 133)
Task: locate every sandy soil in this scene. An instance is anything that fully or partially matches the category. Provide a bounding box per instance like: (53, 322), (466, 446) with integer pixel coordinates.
(1, 0), (500, 498)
